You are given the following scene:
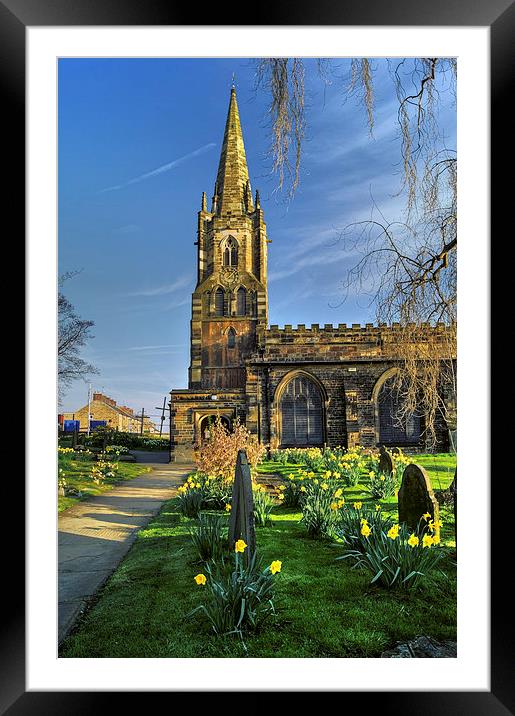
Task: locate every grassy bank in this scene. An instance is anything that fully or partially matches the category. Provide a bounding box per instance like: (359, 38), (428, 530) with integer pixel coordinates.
(60, 496), (456, 658)
(58, 457), (151, 513)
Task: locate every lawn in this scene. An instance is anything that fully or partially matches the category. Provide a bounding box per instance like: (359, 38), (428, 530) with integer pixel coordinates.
(60, 457), (456, 658)
(58, 456), (151, 513)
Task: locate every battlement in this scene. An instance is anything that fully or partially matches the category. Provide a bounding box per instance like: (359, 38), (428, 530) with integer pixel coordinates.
(266, 321), (449, 336)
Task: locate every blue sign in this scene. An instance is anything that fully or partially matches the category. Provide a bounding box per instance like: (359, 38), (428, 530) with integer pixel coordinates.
(89, 420), (107, 431)
(63, 420), (80, 433)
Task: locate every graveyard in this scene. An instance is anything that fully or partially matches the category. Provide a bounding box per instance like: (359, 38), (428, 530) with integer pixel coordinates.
(59, 441), (457, 659)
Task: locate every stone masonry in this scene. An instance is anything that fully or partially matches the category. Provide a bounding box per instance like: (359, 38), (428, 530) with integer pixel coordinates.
(170, 88), (454, 462)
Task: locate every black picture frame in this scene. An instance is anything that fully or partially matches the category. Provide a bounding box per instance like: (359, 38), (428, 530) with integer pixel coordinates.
(6, 0), (505, 711)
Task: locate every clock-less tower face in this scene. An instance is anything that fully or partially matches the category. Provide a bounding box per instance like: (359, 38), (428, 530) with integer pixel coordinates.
(188, 88), (269, 390)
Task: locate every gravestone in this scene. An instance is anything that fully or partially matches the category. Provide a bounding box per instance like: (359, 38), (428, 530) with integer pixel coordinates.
(228, 450), (256, 560)
(378, 446), (394, 476)
(398, 463), (439, 531)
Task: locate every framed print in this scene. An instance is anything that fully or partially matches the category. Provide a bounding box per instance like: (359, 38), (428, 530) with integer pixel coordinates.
(4, 0), (508, 710)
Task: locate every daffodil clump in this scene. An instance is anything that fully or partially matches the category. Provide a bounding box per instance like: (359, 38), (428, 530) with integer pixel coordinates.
(269, 445), (381, 489)
(366, 468), (398, 500)
(177, 471), (233, 514)
(337, 511), (446, 590)
(335, 502), (395, 554)
(189, 538), (282, 639)
(252, 484), (276, 526)
(391, 448), (411, 483)
(90, 459), (118, 485)
(300, 479), (347, 539)
(189, 513), (228, 563)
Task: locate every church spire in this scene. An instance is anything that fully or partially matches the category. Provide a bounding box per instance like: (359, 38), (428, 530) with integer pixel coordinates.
(214, 88), (251, 215)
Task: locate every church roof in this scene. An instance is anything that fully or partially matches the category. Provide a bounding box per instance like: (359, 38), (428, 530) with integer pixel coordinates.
(214, 88), (253, 215)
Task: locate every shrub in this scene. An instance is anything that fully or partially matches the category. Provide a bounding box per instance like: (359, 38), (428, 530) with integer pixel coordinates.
(82, 427), (169, 451)
(252, 486), (275, 526)
(337, 520), (446, 589)
(189, 513), (228, 563)
(300, 480), (345, 539)
(194, 417), (266, 482)
(189, 543), (281, 639)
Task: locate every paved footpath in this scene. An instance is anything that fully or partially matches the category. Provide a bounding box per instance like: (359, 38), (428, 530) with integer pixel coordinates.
(58, 456), (193, 644)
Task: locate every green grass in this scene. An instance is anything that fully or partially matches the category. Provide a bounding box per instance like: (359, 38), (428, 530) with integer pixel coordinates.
(60, 494), (456, 658)
(257, 452), (457, 492)
(58, 457), (151, 513)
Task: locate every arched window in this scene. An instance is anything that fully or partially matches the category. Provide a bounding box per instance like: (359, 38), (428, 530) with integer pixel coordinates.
(223, 237), (238, 267)
(377, 376), (421, 446)
(214, 288), (225, 317)
(236, 287), (246, 315)
(279, 375), (324, 447)
(227, 327), (236, 349)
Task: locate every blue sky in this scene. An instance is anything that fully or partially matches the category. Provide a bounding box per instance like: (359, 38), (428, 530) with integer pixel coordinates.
(58, 58), (456, 420)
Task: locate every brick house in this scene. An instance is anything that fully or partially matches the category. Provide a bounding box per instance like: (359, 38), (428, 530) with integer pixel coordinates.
(170, 88), (454, 462)
(62, 392), (155, 433)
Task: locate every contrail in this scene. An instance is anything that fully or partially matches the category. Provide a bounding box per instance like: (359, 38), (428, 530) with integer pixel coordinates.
(100, 142), (216, 193)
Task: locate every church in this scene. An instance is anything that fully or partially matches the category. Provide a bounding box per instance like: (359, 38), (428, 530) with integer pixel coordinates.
(170, 88), (452, 462)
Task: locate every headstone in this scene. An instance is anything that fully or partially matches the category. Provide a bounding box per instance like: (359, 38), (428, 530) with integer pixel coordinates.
(398, 463), (439, 531)
(379, 446), (394, 475)
(228, 450), (256, 560)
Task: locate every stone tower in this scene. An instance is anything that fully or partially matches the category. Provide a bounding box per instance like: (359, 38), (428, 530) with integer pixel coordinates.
(188, 87), (269, 390)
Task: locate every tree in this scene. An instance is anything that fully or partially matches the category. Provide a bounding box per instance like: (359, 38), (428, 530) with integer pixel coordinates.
(58, 272), (98, 401)
(254, 58), (457, 449)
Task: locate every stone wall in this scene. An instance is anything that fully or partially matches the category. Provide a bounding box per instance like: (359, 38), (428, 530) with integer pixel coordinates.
(170, 389), (247, 462)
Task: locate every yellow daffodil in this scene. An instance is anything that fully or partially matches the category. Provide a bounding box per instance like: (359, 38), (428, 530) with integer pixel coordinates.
(422, 512), (431, 521)
(300, 485), (306, 492)
(422, 534), (434, 548)
(194, 573), (207, 586)
(334, 488), (343, 498)
(337, 499), (345, 508)
(361, 523), (371, 538)
(369, 471), (376, 478)
(234, 539), (247, 553)
(269, 560), (282, 575)
(432, 533), (441, 545)
(375, 504), (381, 511)
(279, 484), (286, 491)
(387, 524), (400, 540)
(325, 471), (332, 479)
(353, 501), (362, 510)
(278, 493), (285, 500)
(225, 503), (231, 512)
(333, 472), (340, 479)
(408, 533), (419, 548)
(330, 502), (339, 511)
(321, 482), (329, 491)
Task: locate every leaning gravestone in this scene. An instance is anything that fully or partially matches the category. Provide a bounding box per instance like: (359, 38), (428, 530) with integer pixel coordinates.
(378, 446), (394, 476)
(398, 463), (439, 532)
(228, 450), (256, 560)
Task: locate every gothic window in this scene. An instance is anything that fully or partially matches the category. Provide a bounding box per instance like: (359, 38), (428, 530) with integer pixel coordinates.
(279, 375), (324, 447)
(214, 287), (225, 317)
(236, 287), (246, 315)
(227, 327), (236, 349)
(223, 237), (238, 267)
(377, 377), (421, 446)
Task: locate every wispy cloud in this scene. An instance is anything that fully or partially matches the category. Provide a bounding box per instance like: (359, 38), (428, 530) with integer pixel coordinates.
(100, 143), (216, 193)
(128, 344), (186, 352)
(129, 275), (193, 297)
(113, 224), (140, 235)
